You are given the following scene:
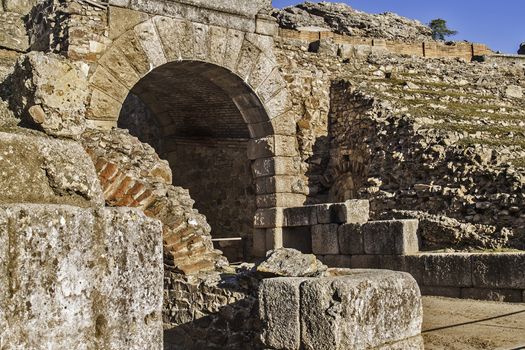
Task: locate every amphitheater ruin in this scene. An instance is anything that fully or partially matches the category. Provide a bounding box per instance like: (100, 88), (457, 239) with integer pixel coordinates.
(0, 0), (524, 349)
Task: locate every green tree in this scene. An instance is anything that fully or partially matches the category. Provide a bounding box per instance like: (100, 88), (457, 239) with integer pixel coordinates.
(429, 18), (458, 41)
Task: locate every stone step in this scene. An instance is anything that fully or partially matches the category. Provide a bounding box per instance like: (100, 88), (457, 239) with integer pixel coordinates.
(311, 219), (420, 257)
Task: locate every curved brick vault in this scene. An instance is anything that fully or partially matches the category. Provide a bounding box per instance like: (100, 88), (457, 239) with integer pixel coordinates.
(84, 14), (307, 266)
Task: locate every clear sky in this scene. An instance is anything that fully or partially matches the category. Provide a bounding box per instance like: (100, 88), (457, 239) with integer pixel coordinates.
(272, 0), (524, 54)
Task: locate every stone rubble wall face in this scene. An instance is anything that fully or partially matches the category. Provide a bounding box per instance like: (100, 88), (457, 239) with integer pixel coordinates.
(275, 36), (525, 250)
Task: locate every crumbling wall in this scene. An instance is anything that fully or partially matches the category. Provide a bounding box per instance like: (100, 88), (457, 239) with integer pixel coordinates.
(81, 128), (227, 274)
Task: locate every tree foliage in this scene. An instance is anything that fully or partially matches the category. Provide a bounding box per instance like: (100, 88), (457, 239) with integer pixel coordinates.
(429, 18), (458, 41)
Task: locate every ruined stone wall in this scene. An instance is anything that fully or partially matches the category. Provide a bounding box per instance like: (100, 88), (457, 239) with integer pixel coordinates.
(166, 138), (256, 262)
(275, 33), (525, 251)
(279, 29), (492, 62)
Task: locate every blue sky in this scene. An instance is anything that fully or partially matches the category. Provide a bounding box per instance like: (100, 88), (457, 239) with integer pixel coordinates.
(272, 0), (524, 54)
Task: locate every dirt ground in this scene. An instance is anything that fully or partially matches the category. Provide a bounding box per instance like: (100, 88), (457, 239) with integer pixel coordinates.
(422, 296), (525, 350)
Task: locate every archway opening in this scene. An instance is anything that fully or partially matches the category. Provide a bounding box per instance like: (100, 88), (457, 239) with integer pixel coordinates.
(118, 61), (269, 262)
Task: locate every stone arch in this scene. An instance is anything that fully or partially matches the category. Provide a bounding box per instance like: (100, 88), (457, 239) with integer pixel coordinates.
(86, 15), (307, 258)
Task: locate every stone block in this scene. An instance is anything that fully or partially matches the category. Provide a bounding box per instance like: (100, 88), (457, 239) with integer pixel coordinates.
(314, 204), (330, 224)
(11, 52), (89, 138)
(283, 206), (317, 227)
(283, 227), (312, 254)
(461, 288), (523, 303)
(0, 205), (163, 349)
(267, 228), (284, 251)
(259, 270), (422, 350)
(3, 0), (39, 14)
(259, 277), (309, 350)
(266, 88), (292, 120)
(256, 193), (306, 208)
(252, 157), (300, 178)
(153, 16), (182, 61)
(134, 19), (167, 68)
(300, 270), (422, 350)
(312, 224), (340, 255)
(419, 253), (472, 287)
(254, 208), (283, 228)
(363, 219), (419, 255)
(109, 6), (149, 40)
(255, 15), (278, 36)
(253, 229), (268, 257)
(207, 25), (227, 65)
(247, 136), (274, 160)
(0, 12), (29, 51)
(338, 223), (364, 255)
(0, 132), (104, 207)
(332, 200), (370, 224)
(472, 253), (525, 289)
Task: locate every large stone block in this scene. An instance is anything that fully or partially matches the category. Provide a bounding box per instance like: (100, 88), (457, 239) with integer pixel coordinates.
(259, 278), (308, 350)
(0, 204), (163, 350)
(300, 270), (422, 350)
(338, 223), (364, 255)
(311, 224), (339, 255)
(418, 253), (472, 287)
(0, 132), (104, 207)
(259, 270), (422, 350)
(283, 206), (317, 227)
(472, 253), (525, 289)
(11, 52), (90, 138)
(333, 200), (370, 224)
(363, 219), (419, 255)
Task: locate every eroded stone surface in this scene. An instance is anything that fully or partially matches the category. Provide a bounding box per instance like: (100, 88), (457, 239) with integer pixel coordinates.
(0, 204), (163, 350)
(10, 52), (89, 138)
(259, 269), (423, 350)
(256, 248), (327, 277)
(0, 131), (104, 207)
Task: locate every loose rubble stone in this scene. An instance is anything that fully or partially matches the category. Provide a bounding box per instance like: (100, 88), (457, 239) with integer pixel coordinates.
(255, 248), (328, 277)
(505, 85), (523, 99)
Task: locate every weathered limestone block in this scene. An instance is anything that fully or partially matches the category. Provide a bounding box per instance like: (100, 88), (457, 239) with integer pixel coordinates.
(472, 253), (525, 289)
(0, 204), (163, 350)
(283, 205), (317, 227)
(0, 12), (29, 52)
(363, 219), (420, 255)
(259, 277), (307, 349)
(259, 269), (422, 350)
(333, 200), (370, 224)
(311, 224), (339, 255)
(10, 52), (89, 138)
(338, 223), (364, 255)
(0, 132), (104, 207)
